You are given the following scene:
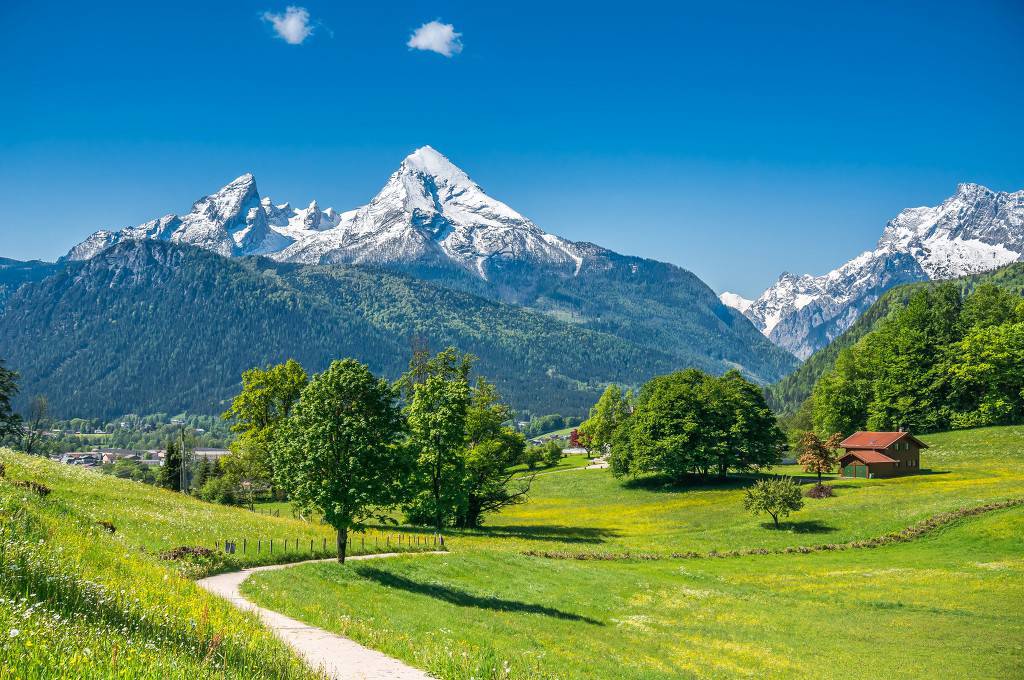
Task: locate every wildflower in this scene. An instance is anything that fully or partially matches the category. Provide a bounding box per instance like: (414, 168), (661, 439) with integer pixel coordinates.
(8, 628), (19, 638)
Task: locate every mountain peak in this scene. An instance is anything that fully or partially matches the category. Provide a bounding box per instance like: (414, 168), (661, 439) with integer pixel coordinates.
(401, 146), (470, 185)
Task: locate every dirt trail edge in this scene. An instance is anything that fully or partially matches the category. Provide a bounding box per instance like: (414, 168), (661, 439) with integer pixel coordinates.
(197, 551), (445, 680)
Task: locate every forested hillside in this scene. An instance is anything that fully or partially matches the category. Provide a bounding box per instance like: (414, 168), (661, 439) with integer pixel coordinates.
(811, 281), (1024, 434)
(0, 241), (686, 418)
(768, 263), (1024, 416)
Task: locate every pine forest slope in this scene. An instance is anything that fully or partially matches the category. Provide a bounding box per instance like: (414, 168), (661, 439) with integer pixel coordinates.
(0, 240), (687, 418)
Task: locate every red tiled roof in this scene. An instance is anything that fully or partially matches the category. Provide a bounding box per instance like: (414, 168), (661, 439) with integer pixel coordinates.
(840, 449), (897, 464)
(839, 431), (928, 449)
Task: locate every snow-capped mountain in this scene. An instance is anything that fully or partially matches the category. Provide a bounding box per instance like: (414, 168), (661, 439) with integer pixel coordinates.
(66, 174), (291, 261)
(66, 146), (589, 281)
(718, 291), (753, 314)
(723, 183), (1024, 359)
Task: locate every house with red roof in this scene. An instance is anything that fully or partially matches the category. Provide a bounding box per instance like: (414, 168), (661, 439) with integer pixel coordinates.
(838, 431), (927, 478)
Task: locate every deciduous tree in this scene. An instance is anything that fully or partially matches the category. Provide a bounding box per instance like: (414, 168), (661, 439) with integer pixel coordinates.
(581, 385), (631, 455)
(744, 476), (804, 527)
(273, 359), (407, 563)
(796, 431), (844, 484)
(404, 348), (473, 534)
(222, 359), (307, 494)
(457, 379), (528, 528)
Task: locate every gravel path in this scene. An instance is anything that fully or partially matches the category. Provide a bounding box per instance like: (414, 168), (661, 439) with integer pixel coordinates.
(197, 552), (444, 680)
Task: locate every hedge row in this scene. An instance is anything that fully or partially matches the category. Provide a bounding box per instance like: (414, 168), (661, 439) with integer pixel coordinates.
(522, 498), (1024, 561)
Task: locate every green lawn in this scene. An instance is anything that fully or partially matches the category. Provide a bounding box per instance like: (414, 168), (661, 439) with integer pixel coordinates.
(244, 426), (1024, 679)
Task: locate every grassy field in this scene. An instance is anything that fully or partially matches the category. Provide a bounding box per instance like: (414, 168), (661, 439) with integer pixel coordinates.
(0, 449), (436, 679)
(0, 449), (320, 679)
(244, 426), (1024, 679)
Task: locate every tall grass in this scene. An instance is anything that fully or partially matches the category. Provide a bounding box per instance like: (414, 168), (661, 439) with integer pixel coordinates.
(0, 462), (321, 679)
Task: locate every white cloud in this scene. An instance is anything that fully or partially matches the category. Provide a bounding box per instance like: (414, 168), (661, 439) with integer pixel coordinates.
(407, 20), (463, 57)
(262, 6), (314, 45)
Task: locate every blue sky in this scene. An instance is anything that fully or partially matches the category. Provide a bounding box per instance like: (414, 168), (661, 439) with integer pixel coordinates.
(1, 1), (1022, 297)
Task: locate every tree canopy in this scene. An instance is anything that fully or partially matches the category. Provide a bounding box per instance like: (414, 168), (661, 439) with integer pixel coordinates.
(404, 348), (474, 533)
(272, 358), (407, 562)
(221, 359), (308, 497)
(812, 283), (1024, 434)
(610, 369), (783, 482)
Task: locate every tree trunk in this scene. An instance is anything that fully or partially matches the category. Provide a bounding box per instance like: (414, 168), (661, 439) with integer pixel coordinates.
(336, 527), (347, 564)
(770, 512), (779, 527)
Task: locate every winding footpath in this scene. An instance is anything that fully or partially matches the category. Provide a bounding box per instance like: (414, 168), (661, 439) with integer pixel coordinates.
(197, 552), (445, 680)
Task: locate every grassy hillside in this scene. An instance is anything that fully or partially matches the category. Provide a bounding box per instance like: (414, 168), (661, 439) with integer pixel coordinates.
(767, 262), (1024, 415)
(245, 425), (1024, 679)
(0, 449), (434, 678)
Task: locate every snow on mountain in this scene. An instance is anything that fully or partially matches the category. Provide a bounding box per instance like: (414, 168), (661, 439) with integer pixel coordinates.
(719, 291), (753, 314)
(65, 174), (291, 261)
(65, 146), (589, 280)
(743, 183), (1024, 359)
(274, 146), (587, 278)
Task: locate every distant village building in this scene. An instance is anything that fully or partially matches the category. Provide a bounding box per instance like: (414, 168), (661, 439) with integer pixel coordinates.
(57, 452), (102, 467)
(838, 431), (927, 478)
(193, 448), (231, 462)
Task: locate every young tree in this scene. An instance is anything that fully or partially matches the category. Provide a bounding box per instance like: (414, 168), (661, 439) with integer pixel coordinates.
(273, 359), (407, 563)
(797, 431), (844, 484)
(457, 379), (529, 528)
(575, 427), (595, 459)
(21, 395), (48, 455)
(404, 348), (473, 534)
(744, 476), (804, 527)
(0, 360), (22, 440)
(156, 439), (183, 491)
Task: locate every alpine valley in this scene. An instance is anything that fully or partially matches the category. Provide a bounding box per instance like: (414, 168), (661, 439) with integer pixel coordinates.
(0, 147), (796, 419)
(722, 183), (1024, 359)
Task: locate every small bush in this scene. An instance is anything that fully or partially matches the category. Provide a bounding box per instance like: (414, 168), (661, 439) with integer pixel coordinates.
(13, 480), (51, 497)
(158, 546), (216, 561)
(805, 483), (835, 499)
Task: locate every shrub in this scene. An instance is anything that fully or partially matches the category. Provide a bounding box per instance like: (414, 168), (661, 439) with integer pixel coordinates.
(158, 546), (216, 561)
(805, 483), (835, 499)
(542, 440), (563, 468)
(743, 476), (804, 527)
(521, 446), (544, 470)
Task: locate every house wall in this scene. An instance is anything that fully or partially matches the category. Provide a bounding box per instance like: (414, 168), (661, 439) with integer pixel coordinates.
(881, 441), (921, 476)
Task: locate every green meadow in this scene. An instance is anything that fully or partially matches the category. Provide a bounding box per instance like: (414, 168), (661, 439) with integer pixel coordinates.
(0, 449), (433, 678)
(243, 426), (1024, 679)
